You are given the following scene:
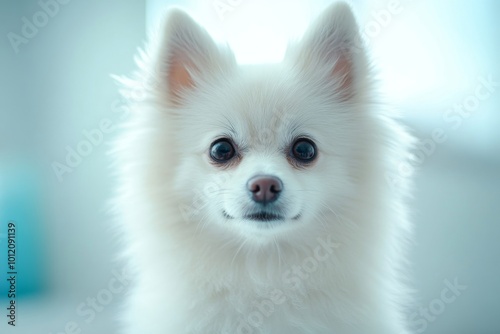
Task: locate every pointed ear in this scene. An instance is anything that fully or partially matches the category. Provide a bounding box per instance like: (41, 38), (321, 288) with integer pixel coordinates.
(292, 3), (365, 100)
(158, 9), (231, 105)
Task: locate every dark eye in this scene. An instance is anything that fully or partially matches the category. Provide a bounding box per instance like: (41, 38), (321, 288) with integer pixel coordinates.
(210, 139), (236, 163)
(291, 138), (317, 163)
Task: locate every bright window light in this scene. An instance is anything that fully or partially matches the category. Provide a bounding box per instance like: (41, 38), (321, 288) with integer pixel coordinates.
(146, 0), (500, 151)
(146, 0), (332, 64)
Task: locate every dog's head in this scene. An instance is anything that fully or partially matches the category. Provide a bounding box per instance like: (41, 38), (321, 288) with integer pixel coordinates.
(144, 3), (374, 241)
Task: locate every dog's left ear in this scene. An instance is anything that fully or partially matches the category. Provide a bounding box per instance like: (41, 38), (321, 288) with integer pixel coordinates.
(291, 2), (365, 100)
(158, 9), (233, 105)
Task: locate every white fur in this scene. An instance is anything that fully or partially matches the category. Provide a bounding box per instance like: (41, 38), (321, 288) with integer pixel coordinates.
(112, 2), (414, 333)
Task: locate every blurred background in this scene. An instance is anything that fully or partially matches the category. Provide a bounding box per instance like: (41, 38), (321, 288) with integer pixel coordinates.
(0, 0), (498, 333)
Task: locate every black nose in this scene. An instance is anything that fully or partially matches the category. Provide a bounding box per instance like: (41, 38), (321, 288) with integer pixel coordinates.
(247, 175), (283, 204)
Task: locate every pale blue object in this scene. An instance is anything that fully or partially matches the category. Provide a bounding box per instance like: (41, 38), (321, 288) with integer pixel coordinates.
(0, 163), (45, 298)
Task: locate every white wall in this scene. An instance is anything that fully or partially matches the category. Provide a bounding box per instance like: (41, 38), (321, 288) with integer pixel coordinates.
(1, 2), (145, 333)
(1, 0), (145, 297)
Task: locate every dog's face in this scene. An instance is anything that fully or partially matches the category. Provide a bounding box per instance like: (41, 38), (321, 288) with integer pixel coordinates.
(157, 4), (370, 240)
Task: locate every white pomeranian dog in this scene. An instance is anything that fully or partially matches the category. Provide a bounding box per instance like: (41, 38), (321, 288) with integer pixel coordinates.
(112, 2), (414, 333)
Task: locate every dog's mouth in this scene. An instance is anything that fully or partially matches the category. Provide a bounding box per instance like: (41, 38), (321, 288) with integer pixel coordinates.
(245, 212), (284, 222)
(223, 210), (301, 222)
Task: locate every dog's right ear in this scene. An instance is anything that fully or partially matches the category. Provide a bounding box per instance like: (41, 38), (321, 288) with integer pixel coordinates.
(157, 9), (232, 105)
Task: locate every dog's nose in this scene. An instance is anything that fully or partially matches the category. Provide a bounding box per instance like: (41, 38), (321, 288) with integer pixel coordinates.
(247, 175), (283, 204)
